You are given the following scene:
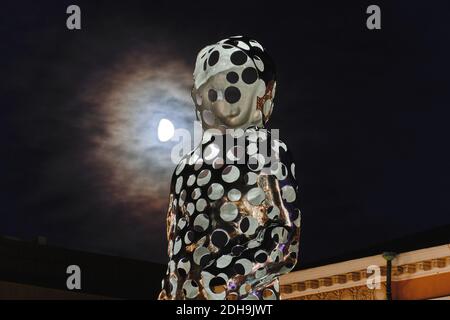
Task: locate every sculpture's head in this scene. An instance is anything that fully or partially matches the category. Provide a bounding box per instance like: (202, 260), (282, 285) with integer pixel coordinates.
(192, 36), (276, 131)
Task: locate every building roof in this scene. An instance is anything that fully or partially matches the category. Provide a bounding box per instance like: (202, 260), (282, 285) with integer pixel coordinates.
(0, 236), (165, 299)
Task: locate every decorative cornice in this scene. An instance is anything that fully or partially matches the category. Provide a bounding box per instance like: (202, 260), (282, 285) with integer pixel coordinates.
(281, 244), (450, 300)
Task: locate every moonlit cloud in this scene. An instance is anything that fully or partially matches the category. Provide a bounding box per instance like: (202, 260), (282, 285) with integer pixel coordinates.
(80, 48), (198, 217)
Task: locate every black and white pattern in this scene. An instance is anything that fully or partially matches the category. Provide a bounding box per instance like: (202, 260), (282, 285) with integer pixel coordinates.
(159, 36), (300, 301)
(194, 36), (275, 89)
(193, 36), (277, 125)
(159, 127), (301, 300)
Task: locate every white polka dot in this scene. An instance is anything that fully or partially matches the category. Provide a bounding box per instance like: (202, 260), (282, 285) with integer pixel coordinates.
(208, 183), (224, 200)
(175, 176), (183, 194)
(184, 231), (194, 245)
(249, 39), (264, 50)
(176, 158), (186, 175)
(236, 41), (250, 50)
(247, 187), (265, 205)
(291, 163), (296, 179)
(253, 55), (265, 71)
(227, 189), (241, 201)
(177, 218), (187, 230)
(196, 198), (207, 212)
(220, 202), (238, 221)
(216, 255), (233, 268)
(186, 202), (195, 216)
(197, 169), (211, 186)
(193, 247), (210, 265)
(173, 237), (182, 255)
(194, 214), (210, 232)
(245, 172), (258, 185)
(247, 143), (258, 155)
(247, 239), (260, 249)
(282, 185), (296, 203)
(212, 157), (224, 169)
(179, 189), (186, 207)
(187, 174), (196, 186)
(222, 165), (240, 183)
(194, 159), (204, 171)
(192, 188), (201, 200)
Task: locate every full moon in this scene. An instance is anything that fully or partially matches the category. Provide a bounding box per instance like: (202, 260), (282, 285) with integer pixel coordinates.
(158, 118), (175, 142)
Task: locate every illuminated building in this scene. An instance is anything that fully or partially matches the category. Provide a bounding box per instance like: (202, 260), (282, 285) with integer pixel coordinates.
(280, 225), (450, 300)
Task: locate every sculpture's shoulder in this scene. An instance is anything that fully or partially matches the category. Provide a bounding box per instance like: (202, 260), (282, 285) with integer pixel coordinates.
(169, 145), (208, 197)
(172, 148), (199, 175)
(246, 127), (296, 174)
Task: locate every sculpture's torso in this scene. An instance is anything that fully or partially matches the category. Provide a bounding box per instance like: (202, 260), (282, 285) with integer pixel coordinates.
(159, 127), (300, 300)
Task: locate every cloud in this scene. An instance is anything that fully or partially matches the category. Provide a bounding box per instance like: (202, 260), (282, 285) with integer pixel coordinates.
(70, 47), (198, 261)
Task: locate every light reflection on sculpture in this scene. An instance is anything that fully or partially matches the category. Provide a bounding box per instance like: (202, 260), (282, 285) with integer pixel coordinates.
(158, 36), (301, 300)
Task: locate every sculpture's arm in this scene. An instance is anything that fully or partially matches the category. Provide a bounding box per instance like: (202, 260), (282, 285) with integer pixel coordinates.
(166, 193), (176, 241)
(165, 170), (178, 261)
(254, 175), (300, 285)
(241, 147), (301, 290)
(159, 177), (177, 300)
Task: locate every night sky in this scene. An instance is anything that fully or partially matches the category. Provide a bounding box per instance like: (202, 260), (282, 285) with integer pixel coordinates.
(1, 0), (450, 266)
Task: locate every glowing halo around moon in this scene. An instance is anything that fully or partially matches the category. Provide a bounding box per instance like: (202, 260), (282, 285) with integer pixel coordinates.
(81, 49), (200, 221)
(157, 118), (175, 142)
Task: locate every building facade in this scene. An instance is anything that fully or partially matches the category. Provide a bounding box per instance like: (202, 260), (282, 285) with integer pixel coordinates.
(280, 244), (450, 300)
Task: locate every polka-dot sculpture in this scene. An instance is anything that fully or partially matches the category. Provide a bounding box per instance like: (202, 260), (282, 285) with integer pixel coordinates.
(159, 36), (300, 301)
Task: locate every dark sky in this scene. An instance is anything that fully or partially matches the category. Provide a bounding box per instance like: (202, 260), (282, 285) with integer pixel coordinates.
(1, 0), (450, 266)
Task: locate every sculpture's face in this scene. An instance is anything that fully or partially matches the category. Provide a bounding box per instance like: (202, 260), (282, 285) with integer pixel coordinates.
(192, 36), (277, 132)
(192, 66), (263, 130)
